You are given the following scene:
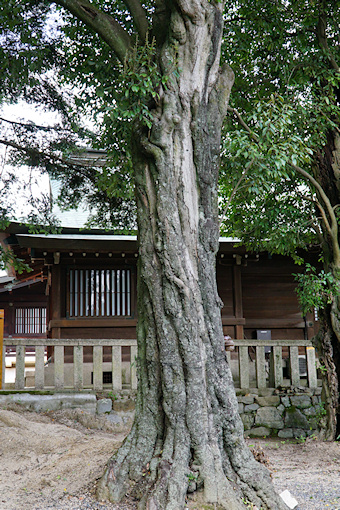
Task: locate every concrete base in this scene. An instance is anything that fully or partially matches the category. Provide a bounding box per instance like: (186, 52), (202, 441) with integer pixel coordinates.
(0, 392), (97, 413)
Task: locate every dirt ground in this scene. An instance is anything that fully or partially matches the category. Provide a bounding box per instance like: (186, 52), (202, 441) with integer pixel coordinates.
(0, 405), (340, 510)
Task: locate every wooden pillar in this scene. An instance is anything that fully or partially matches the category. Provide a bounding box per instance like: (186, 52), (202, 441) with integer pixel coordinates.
(50, 265), (61, 339)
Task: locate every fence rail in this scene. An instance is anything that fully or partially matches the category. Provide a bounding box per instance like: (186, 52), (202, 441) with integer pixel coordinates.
(230, 339), (318, 389)
(1, 338), (319, 391)
(2, 338), (137, 392)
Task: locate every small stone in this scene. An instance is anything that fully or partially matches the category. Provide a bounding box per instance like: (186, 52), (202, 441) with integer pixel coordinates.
(112, 399), (135, 412)
(285, 408), (310, 430)
(107, 412), (123, 424)
(257, 388), (275, 397)
(97, 398), (112, 414)
(278, 429), (294, 439)
(247, 427), (271, 438)
(244, 403), (259, 412)
(238, 396), (254, 405)
(255, 396), (280, 407)
(290, 396), (312, 409)
(292, 429), (306, 438)
(281, 396), (291, 407)
(303, 407), (316, 417)
(255, 407), (284, 429)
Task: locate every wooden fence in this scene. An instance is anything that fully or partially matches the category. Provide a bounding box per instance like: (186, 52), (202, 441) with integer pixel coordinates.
(1, 338), (319, 391)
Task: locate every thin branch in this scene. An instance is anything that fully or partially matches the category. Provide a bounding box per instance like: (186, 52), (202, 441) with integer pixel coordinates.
(315, 199), (333, 237)
(0, 138), (94, 176)
(291, 162), (340, 266)
(319, 111), (340, 134)
(0, 117), (62, 132)
(227, 106), (259, 142)
(290, 163), (337, 228)
(219, 158), (255, 226)
(54, 0), (132, 63)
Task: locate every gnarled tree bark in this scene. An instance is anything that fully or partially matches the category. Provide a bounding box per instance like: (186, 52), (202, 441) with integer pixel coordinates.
(97, 1), (287, 508)
(314, 131), (340, 440)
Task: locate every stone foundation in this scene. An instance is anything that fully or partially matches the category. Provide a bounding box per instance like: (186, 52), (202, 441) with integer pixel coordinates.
(0, 387), (325, 438)
(236, 387), (325, 438)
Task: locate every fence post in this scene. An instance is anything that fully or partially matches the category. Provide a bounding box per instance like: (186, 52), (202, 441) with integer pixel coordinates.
(131, 344), (137, 390)
(112, 345), (122, 390)
(54, 345), (65, 390)
(306, 346), (317, 388)
(255, 345), (266, 389)
(15, 345), (25, 389)
(239, 346), (250, 389)
(269, 346), (283, 388)
(289, 345), (300, 387)
(35, 345), (45, 390)
(93, 345), (103, 391)
(0, 310), (4, 389)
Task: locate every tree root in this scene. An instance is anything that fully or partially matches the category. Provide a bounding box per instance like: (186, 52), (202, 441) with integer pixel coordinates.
(96, 422), (288, 510)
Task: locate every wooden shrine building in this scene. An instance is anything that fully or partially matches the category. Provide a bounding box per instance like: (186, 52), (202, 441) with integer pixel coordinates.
(0, 223), (318, 345)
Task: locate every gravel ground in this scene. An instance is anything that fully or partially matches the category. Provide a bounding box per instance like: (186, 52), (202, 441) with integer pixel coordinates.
(1, 406), (339, 510)
(251, 438), (340, 510)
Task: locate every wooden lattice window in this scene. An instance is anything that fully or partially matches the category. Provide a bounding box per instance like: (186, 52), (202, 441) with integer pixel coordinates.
(68, 268), (132, 317)
(15, 307), (47, 335)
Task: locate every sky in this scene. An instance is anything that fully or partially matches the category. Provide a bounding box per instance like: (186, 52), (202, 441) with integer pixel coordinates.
(0, 101), (54, 215)
(0, 100), (90, 226)
(0, 101), (91, 277)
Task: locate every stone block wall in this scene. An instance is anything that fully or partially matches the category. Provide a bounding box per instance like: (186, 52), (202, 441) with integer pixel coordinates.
(237, 387), (324, 439)
(0, 387), (325, 439)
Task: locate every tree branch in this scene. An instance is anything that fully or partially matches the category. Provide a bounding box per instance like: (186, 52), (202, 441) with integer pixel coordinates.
(0, 117), (65, 132)
(219, 158), (254, 226)
(315, 199), (333, 237)
(319, 110), (340, 134)
(0, 138), (93, 174)
(123, 0), (149, 41)
(291, 162), (340, 266)
(53, 0), (132, 62)
(227, 106), (259, 142)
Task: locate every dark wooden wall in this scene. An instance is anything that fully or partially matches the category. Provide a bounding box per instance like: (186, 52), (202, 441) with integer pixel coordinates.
(217, 254), (316, 341)
(0, 282), (48, 337)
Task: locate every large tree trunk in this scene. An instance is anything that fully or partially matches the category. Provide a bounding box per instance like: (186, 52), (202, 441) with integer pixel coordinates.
(97, 2), (287, 509)
(313, 131), (340, 439)
(314, 304), (340, 440)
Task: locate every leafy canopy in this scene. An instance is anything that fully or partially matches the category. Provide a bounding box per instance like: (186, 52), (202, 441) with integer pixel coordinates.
(220, 0), (340, 258)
